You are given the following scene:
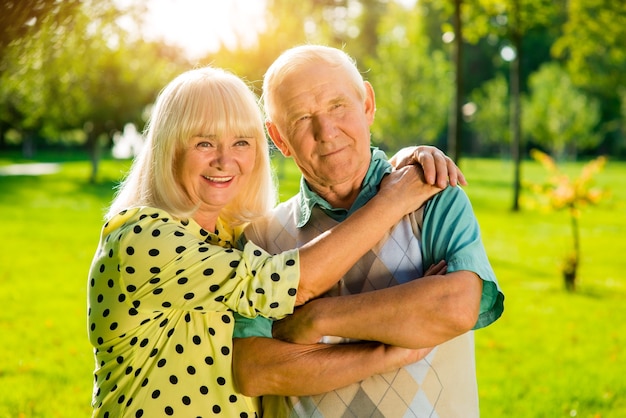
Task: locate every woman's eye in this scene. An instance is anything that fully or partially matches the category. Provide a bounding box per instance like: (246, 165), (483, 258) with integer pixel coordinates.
(196, 141), (212, 149)
(234, 137), (253, 146)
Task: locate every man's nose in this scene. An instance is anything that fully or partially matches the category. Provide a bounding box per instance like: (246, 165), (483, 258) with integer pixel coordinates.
(313, 115), (337, 141)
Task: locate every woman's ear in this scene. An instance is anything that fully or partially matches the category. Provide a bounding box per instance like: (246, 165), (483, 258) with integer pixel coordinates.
(266, 121), (291, 157)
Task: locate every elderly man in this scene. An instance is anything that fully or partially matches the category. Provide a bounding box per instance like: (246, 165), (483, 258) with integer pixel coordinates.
(232, 45), (504, 417)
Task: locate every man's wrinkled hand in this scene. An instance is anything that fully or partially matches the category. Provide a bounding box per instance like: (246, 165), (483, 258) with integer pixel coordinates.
(272, 304), (322, 345)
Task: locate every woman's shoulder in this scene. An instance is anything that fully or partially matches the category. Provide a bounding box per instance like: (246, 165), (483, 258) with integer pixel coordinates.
(103, 206), (177, 235)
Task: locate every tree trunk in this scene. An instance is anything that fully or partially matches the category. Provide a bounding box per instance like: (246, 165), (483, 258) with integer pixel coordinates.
(510, 0), (523, 212)
(564, 206), (580, 291)
(84, 122), (100, 184)
(0, 121), (6, 150)
(448, 0), (463, 163)
(22, 130), (35, 158)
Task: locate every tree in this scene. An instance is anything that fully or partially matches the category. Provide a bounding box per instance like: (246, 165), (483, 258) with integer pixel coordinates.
(463, 0), (560, 210)
(552, 0), (626, 157)
(366, 2), (452, 152)
(553, 0), (626, 98)
(523, 63), (601, 159)
(0, 0), (81, 57)
(448, 0), (464, 162)
(0, 0), (188, 181)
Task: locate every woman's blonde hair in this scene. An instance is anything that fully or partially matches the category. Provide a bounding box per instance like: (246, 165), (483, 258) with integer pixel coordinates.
(262, 45), (366, 126)
(107, 66), (276, 225)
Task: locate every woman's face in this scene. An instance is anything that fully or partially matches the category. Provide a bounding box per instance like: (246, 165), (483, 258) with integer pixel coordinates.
(178, 133), (256, 223)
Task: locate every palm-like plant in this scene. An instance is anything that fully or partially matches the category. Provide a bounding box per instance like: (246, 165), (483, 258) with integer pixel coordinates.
(529, 149), (608, 291)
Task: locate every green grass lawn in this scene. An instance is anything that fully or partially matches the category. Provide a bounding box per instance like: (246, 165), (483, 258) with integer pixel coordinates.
(0, 152), (625, 417)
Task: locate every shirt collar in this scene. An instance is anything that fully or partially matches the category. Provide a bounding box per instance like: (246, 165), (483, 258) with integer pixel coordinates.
(297, 147), (392, 227)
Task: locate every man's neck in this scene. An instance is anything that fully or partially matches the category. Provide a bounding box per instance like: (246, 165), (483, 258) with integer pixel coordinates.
(309, 180), (363, 210)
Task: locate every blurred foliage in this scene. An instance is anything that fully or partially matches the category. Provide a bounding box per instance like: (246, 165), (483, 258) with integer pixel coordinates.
(0, 0), (190, 181)
(469, 73), (509, 154)
(1, 0), (625, 180)
(552, 0), (626, 98)
(366, 2), (451, 152)
(0, 0), (82, 56)
(523, 62), (601, 158)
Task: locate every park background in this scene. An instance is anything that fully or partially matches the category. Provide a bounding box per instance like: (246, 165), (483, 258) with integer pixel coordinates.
(1, 0), (625, 417)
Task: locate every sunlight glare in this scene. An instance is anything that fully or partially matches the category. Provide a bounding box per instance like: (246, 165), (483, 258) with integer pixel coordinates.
(121, 0), (266, 59)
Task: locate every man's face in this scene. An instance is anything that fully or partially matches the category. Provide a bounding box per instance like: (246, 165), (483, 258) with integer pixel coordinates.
(269, 63), (376, 192)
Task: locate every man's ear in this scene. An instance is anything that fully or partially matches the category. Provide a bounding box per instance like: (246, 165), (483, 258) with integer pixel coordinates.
(364, 81), (376, 125)
(266, 121), (291, 157)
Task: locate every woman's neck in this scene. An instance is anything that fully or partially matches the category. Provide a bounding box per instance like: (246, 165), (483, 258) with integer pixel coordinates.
(192, 211), (218, 232)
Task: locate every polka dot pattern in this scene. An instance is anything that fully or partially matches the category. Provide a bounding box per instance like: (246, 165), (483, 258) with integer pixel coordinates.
(88, 207), (299, 417)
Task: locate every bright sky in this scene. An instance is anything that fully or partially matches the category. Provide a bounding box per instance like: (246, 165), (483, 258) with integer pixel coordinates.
(118, 0), (267, 59)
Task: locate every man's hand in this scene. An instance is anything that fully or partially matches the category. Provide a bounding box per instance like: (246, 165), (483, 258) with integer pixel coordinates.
(424, 260), (447, 276)
(273, 302), (322, 344)
(389, 146), (467, 189)
(382, 345), (435, 371)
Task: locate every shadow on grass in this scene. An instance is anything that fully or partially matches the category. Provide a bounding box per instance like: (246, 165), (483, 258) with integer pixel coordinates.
(0, 165), (122, 206)
(488, 254), (618, 300)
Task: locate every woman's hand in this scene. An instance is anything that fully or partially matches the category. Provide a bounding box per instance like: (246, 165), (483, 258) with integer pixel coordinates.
(389, 145), (467, 188)
(376, 165), (442, 216)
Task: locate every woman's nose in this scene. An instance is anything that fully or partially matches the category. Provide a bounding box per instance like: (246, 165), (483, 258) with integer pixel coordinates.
(210, 145), (232, 167)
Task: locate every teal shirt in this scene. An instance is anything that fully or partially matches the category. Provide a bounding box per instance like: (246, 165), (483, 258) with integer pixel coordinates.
(234, 147), (504, 337)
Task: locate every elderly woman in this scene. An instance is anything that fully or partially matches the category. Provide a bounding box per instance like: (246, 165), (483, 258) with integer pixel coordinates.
(87, 66), (443, 417)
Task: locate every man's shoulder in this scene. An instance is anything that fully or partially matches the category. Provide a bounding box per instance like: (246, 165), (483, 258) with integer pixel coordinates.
(268, 194), (302, 220)
(246, 194), (301, 246)
(430, 185), (469, 206)
(424, 185), (472, 219)
(272, 194), (301, 211)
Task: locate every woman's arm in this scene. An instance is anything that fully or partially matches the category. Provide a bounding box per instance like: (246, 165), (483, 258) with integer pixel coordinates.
(294, 165), (441, 305)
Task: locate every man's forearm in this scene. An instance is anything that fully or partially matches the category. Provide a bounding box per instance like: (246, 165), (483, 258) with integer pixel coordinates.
(232, 337), (422, 397)
(278, 271), (483, 348)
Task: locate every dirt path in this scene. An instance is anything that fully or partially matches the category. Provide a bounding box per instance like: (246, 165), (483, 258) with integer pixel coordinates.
(0, 163), (61, 176)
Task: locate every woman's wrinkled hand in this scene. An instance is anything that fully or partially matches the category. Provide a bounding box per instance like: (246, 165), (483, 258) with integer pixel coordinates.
(377, 165), (443, 216)
(389, 145), (467, 188)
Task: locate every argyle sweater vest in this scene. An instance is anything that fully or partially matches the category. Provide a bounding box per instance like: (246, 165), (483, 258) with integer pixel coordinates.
(246, 199), (479, 418)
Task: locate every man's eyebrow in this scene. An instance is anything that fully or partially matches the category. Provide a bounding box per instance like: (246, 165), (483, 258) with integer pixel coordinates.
(329, 95), (349, 106)
(285, 109), (309, 123)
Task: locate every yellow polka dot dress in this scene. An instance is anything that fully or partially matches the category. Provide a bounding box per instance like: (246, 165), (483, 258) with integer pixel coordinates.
(87, 207), (299, 417)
